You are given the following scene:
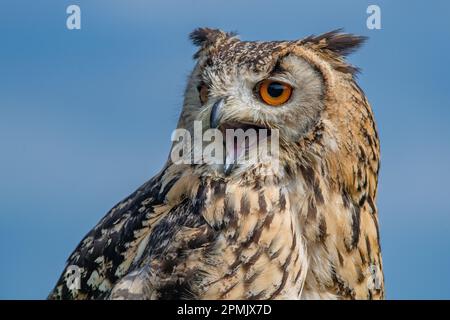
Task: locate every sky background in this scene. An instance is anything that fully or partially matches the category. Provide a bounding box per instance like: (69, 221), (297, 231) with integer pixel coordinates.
(1, 0), (450, 299)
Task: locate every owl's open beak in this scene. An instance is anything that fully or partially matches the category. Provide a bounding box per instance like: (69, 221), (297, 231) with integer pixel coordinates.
(209, 98), (224, 129)
(209, 98), (234, 174)
(209, 97), (270, 176)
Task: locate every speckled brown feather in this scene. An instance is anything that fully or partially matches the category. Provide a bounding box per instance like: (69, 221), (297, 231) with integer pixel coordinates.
(49, 28), (383, 300)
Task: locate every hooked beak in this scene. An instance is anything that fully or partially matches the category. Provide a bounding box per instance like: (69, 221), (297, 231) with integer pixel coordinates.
(209, 98), (234, 175)
(210, 98), (224, 129)
(208, 97), (272, 176)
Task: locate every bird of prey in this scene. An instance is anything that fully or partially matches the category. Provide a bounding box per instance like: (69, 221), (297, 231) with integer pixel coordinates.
(49, 28), (383, 300)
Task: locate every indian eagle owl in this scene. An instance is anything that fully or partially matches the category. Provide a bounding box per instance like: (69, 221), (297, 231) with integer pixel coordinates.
(49, 28), (383, 300)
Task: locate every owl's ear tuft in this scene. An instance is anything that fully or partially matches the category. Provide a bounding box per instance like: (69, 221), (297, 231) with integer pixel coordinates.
(190, 28), (237, 58)
(190, 27), (237, 47)
(303, 29), (367, 56)
(190, 28), (220, 46)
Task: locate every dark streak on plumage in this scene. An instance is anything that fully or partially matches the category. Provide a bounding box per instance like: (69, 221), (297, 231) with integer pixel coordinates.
(240, 194), (250, 215)
(365, 235), (372, 262)
(337, 251), (344, 267)
(269, 269), (289, 299)
(279, 190), (286, 211)
(247, 289), (267, 300)
(258, 192), (267, 214)
(219, 281), (239, 299)
(299, 164), (315, 189)
(318, 217), (327, 242)
(212, 180), (226, 198)
(350, 206), (361, 249)
(269, 246), (283, 259)
(330, 266), (354, 299)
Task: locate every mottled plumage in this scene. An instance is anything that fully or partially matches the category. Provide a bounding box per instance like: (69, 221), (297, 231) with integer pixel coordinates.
(49, 28), (383, 300)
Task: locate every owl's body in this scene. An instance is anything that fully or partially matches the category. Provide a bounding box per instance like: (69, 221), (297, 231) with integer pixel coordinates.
(49, 28), (383, 300)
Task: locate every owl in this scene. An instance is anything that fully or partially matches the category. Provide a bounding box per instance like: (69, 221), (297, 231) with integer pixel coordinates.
(49, 28), (383, 300)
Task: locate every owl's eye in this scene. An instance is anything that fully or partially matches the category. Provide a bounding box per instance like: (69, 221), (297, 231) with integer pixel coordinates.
(198, 84), (209, 105)
(257, 79), (292, 106)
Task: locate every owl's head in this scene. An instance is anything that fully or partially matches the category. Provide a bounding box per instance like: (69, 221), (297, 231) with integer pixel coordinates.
(176, 28), (375, 179)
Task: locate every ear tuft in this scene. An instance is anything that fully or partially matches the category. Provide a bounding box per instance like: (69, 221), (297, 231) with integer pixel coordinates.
(189, 27), (237, 47)
(303, 29), (367, 56)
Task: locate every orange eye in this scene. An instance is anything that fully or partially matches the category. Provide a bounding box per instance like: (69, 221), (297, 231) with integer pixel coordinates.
(198, 84), (209, 105)
(258, 79), (292, 106)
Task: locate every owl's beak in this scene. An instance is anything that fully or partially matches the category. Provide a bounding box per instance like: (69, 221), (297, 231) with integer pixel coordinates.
(209, 98), (224, 129)
(209, 98), (234, 174)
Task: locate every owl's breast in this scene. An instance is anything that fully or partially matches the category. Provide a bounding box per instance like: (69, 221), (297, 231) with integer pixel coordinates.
(139, 175), (308, 299)
(201, 184), (308, 299)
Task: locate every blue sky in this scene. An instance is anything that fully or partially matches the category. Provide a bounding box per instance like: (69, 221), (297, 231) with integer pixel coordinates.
(1, 0), (449, 299)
